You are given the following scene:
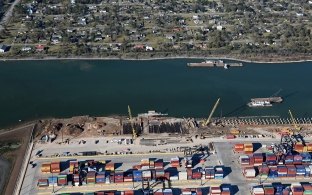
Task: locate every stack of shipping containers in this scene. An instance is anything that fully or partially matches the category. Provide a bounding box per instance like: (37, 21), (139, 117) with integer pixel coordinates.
(51, 161), (60, 173)
(86, 172), (96, 184)
(57, 174), (67, 186)
(41, 163), (51, 173)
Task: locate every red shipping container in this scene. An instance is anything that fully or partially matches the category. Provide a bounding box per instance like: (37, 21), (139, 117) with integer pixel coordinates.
(154, 189), (163, 195)
(124, 191), (134, 195)
(192, 172), (201, 179)
(258, 165), (269, 174)
(249, 157), (255, 165)
(264, 188), (274, 195)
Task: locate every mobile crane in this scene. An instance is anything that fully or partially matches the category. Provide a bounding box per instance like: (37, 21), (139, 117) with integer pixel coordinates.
(203, 98), (220, 126)
(128, 105), (137, 139)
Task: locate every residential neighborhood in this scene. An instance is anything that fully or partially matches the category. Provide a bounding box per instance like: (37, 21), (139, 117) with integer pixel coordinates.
(0, 0), (312, 60)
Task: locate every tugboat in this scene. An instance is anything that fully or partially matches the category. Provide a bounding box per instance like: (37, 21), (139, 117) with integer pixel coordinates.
(224, 64), (229, 69)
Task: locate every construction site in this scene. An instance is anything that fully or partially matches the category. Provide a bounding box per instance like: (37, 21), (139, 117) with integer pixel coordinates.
(12, 98), (312, 195)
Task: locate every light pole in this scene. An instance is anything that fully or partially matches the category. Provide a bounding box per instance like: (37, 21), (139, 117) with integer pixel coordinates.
(52, 172), (55, 194)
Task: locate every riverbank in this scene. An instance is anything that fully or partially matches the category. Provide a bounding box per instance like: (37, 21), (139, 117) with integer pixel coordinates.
(0, 124), (35, 195)
(1, 54), (312, 64)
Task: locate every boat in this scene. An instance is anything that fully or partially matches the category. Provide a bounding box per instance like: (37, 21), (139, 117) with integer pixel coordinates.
(187, 60), (224, 67)
(247, 97), (283, 107)
(138, 110), (168, 117)
(247, 101), (272, 107)
(187, 60), (243, 68)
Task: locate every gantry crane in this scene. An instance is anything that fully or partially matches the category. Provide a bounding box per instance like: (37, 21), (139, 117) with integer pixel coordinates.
(203, 98), (220, 126)
(288, 109), (302, 131)
(128, 105), (137, 139)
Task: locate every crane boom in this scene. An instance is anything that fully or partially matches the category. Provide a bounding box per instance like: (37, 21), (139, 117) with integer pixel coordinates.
(288, 109), (301, 131)
(204, 98), (220, 126)
(128, 105), (137, 139)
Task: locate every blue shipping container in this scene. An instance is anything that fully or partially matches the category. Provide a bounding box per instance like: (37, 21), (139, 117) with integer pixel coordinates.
(48, 176), (57, 185)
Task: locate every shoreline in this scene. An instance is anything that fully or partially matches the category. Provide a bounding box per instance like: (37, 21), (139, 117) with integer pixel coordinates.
(1, 55), (312, 64)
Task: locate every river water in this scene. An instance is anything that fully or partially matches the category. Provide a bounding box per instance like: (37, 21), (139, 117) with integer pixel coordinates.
(0, 59), (311, 128)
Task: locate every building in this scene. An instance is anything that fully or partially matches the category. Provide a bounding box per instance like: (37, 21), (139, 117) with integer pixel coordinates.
(0, 44), (10, 53)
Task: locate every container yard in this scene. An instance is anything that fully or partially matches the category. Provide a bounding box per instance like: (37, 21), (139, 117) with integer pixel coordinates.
(14, 109), (312, 195)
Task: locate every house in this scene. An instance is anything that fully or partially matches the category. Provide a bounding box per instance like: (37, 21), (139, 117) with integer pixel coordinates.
(133, 44), (145, 50)
(21, 46), (32, 52)
(145, 46), (153, 51)
(165, 34), (175, 40)
(94, 35), (103, 41)
(0, 44), (10, 53)
(35, 44), (45, 52)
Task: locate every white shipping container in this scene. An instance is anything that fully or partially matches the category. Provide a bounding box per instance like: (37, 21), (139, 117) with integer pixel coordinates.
(291, 183), (302, 188)
(141, 166), (150, 170)
(245, 169), (256, 177)
(178, 171), (187, 180)
(239, 155), (249, 160)
(206, 175), (214, 179)
(211, 189), (221, 193)
(142, 170), (152, 178)
(253, 187), (264, 195)
(309, 165), (312, 174)
(305, 167), (310, 173)
(170, 176), (178, 181)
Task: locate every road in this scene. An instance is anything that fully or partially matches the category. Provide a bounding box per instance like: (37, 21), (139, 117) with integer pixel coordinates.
(0, 0), (22, 33)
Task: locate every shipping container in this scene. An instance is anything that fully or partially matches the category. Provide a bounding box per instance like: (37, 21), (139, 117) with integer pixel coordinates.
(170, 157), (180, 168)
(48, 176), (57, 186)
(37, 179), (49, 187)
(57, 174), (67, 186)
(155, 159), (164, 169)
(163, 189), (173, 195)
(234, 143), (244, 153)
(51, 161), (61, 173)
(156, 169), (165, 179)
(105, 162), (115, 171)
(133, 170), (142, 182)
(41, 163), (51, 173)
(244, 167), (256, 178)
(210, 186), (221, 195)
(178, 171), (188, 180)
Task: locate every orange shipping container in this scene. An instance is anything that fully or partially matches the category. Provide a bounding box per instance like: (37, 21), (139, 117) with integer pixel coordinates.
(234, 144), (244, 152)
(244, 143), (253, 148)
(294, 143), (304, 152)
(41, 163), (51, 173)
(307, 143), (312, 152)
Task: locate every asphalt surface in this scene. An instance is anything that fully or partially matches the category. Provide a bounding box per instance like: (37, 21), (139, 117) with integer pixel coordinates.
(19, 135), (312, 195)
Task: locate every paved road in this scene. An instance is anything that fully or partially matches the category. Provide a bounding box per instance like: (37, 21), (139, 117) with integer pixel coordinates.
(0, 0), (22, 33)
